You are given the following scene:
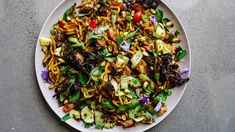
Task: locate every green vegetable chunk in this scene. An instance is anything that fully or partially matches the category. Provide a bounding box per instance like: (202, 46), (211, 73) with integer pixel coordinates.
(61, 113), (71, 122)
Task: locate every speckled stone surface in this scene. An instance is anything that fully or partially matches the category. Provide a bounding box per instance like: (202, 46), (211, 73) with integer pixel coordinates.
(0, 0), (235, 132)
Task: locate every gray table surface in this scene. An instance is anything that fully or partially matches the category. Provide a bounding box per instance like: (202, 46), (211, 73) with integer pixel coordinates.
(1, 0), (235, 132)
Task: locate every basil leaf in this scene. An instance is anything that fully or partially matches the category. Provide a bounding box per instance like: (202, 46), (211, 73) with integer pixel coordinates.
(155, 9), (163, 21)
(61, 113), (71, 122)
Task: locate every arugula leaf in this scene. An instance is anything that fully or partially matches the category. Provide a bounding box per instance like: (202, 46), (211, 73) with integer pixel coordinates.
(125, 29), (140, 40)
(102, 99), (116, 110)
(79, 74), (88, 85)
(61, 113), (71, 122)
(116, 36), (123, 46)
(155, 9), (163, 21)
(88, 34), (104, 39)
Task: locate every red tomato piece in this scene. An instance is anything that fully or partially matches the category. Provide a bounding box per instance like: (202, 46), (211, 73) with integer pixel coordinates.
(63, 103), (75, 113)
(134, 11), (142, 23)
(89, 20), (96, 28)
(59, 20), (67, 28)
(143, 45), (148, 51)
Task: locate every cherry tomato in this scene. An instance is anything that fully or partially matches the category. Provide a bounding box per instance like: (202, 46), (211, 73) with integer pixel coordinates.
(143, 45), (148, 51)
(89, 20), (96, 28)
(59, 20), (67, 28)
(63, 103), (75, 113)
(134, 11), (142, 23)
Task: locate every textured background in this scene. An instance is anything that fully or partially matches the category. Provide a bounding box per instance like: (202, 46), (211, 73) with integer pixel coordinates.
(0, 0), (235, 132)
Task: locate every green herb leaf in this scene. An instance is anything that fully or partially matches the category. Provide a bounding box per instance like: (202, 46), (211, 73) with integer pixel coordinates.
(61, 113), (71, 122)
(116, 36), (123, 46)
(88, 34), (104, 39)
(128, 88), (138, 99)
(174, 30), (180, 37)
(162, 18), (170, 25)
(76, 13), (87, 17)
(155, 73), (160, 81)
(102, 99), (116, 110)
(125, 29), (140, 40)
(84, 123), (93, 128)
(155, 9), (163, 21)
(129, 106), (140, 119)
(63, 6), (73, 21)
(148, 108), (156, 115)
(69, 92), (81, 103)
(79, 74), (88, 85)
(98, 48), (111, 56)
(176, 50), (187, 61)
(118, 104), (128, 111)
(112, 15), (117, 26)
(128, 99), (140, 109)
(61, 66), (71, 76)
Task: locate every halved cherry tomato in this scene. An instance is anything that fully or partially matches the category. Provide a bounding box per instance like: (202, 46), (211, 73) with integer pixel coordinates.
(59, 20), (67, 28)
(143, 45), (148, 51)
(107, 27), (118, 41)
(134, 11), (142, 23)
(63, 103), (75, 113)
(68, 22), (76, 29)
(89, 20), (96, 28)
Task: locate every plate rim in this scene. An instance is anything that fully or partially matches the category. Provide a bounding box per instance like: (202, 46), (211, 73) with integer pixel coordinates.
(35, 0), (191, 131)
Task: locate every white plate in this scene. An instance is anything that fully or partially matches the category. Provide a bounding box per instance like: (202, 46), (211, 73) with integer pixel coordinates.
(35, 0), (191, 132)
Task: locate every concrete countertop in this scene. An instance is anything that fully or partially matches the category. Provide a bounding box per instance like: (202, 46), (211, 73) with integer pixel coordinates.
(0, 0), (235, 132)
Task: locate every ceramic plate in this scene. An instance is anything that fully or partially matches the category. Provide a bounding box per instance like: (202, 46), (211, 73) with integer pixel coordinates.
(35, 0), (191, 131)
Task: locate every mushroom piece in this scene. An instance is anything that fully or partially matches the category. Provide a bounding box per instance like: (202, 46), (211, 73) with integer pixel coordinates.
(75, 52), (84, 63)
(136, 60), (147, 73)
(122, 119), (134, 128)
